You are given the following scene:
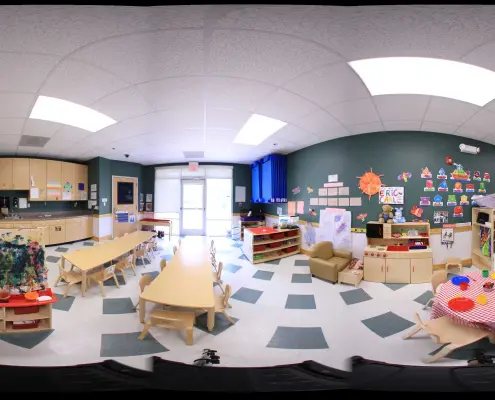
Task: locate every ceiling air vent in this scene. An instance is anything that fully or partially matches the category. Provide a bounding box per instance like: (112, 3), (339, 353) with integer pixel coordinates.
(183, 151), (204, 159)
(18, 135), (50, 147)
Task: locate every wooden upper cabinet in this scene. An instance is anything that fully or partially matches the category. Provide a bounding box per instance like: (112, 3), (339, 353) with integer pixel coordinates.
(61, 162), (75, 201)
(46, 160), (62, 201)
(74, 164), (88, 201)
(12, 158), (30, 190)
(0, 158), (13, 190)
(29, 159), (47, 200)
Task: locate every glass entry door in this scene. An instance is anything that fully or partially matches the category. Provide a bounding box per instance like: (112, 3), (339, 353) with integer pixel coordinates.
(180, 179), (205, 236)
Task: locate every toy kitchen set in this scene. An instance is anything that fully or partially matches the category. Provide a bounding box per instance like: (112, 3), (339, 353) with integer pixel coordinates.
(363, 222), (433, 284)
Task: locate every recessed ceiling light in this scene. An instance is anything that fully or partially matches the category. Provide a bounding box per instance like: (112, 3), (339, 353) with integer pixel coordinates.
(29, 95), (117, 132)
(348, 57), (495, 107)
(234, 114), (287, 146)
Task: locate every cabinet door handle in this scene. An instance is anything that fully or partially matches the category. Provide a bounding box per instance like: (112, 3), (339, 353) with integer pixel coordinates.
(381, 265), (383, 272)
(386, 265), (388, 272)
(412, 265), (415, 272)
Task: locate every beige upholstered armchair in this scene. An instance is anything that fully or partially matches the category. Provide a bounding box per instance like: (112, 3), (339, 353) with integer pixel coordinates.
(309, 242), (352, 283)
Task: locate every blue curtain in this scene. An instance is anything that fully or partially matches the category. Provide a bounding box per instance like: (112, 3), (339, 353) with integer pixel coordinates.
(250, 161), (261, 202)
(259, 155), (287, 203)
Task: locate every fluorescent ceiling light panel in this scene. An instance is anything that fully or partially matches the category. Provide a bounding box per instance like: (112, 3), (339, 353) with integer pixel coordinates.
(29, 95), (116, 132)
(234, 114), (287, 145)
(348, 57), (495, 107)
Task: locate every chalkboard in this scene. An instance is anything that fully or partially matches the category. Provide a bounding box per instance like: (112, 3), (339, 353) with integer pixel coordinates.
(264, 131), (494, 228)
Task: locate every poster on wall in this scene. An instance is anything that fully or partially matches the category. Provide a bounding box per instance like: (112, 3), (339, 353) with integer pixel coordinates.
(317, 210), (351, 251)
(433, 211), (448, 224)
(145, 203), (153, 212)
(146, 194), (153, 202)
(379, 187), (404, 204)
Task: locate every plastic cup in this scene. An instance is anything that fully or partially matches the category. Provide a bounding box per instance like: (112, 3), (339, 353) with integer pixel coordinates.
(460, 282), (469, 291)
(483, 270), (489, 278)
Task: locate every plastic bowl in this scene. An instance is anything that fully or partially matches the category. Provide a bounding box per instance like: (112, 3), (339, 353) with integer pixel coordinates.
(24, 292), (39, 301)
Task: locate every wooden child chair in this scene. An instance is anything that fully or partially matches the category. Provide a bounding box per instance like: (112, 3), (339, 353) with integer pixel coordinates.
(213, 284), (234, 324)
(173, 245), (178, 255)
(212, 261), (225, 294)
(115, 254), (135, 283)
(160, 259), (167, 271)
(87, 265), (120, 297)
(135, 243), (151, 266)
(133, 274), (151, 310)
(445, 257), (463, 275)
(54, 263), (83, 298)
(138, 309), (195, 345)
(423, 270), (448, 310)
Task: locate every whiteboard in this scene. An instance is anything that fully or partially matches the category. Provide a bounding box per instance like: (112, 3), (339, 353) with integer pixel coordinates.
(235, 186), (246, 202)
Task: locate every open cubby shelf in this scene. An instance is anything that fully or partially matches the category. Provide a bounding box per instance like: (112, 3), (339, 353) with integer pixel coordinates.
(472, 208), (494, 271)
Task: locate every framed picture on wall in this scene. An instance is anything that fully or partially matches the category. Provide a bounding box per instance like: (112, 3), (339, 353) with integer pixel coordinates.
(139, 201), (144, 212)
(145, 202), (152, 212)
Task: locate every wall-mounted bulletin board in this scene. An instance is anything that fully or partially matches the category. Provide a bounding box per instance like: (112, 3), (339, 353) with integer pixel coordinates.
(264, 131), (495, 228)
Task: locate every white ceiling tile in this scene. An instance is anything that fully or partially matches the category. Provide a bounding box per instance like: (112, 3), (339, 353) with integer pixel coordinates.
(347, 121), (384, 135)
(42, 139), (75, 152)
(91, 86), (155, 121)
(51, 126), (92, 142)
(327, 98), (381, 126)
(255, 90), (320, 125)
(460, 109), (495, 135)
(283, 62), (370, 107)
(22, 119), (62, 138)
(374, 95), (430, 121)
(421, 121), (459, 134)
(0, 118), (24, 135)
(383, 121), (422, 131)
(423, 98), (479, 125)
(0, 93), (35, 118)
(207, 30), (340, 86)
(205, 77), (273, 112)
(452, 125), (489, 140)
(1, 134), (21, 146)
(16, 146), (40, 155)
(272, 124), (318, 146)
(205, 129), (237, 142)
(294, 110), (349, 138)
(72, 30), (205, 84)
(41, 59), (129, 106)
(206, 108), (251, 131)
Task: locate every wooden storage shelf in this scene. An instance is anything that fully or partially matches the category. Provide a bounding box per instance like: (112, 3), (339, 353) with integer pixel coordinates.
(5, 305), (51, 322)
(5, 319), (51, 333)
(253, 235), (301, 246)
(253, 250), (300, 264)
(363, 222), (432, 284)
(243, 227), (301, 264)
(253, 240), (301, 254)
(472, 208), (494, 271)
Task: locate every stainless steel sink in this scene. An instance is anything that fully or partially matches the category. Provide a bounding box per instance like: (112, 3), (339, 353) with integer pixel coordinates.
(3, 216), (23, 220)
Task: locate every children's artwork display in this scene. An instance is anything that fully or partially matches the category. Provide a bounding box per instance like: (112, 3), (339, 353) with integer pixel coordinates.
(379, 186), (404, 204)
(433, 211), (448, 224)
(356, 213), (367, 222)
(397, 172), (412, 182)
(437, 168), (447, 179)
(303, 221), (316, 247)
(410, 204), (423, 218)
(459, 195), (469, 206)
(292, 186), (300, 195)
(479, 182), (487, 193)
(420, 196), (431, 206)
(318, 210), (352, 251)
(424, 180), (435, 191)
(480, 226), (491, 257)
(438, 180), (448, 191)
(447, 195), (457, 206)
(420, 167), (432, 178)
(0, 230), (47, 294)
(473, 171), (481, 181)
(357, 168), (383, 200)
(432, 195), (443, 207)
(484, 173), (491, 182)
(466, 184), (475, 193)
(450, 163), (470, 181)
(453, 206), (463, 218)
(453, 182), (463, 193)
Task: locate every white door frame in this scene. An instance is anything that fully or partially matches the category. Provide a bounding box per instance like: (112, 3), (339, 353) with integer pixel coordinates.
(180, 178), (206, 236)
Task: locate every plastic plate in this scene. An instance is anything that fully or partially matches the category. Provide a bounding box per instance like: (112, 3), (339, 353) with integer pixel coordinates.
(451, 276), (470, 285)
(448, 297), (475, 312)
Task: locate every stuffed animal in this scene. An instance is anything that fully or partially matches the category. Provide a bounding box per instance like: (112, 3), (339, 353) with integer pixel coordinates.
(393, 207), (406, 223)
(378, 204), (394, 224)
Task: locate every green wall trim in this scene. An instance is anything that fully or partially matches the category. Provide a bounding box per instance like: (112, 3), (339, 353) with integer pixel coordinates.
(264, 131), (493, 228)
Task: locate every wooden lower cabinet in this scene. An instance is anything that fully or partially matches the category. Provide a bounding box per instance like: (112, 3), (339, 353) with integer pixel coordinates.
(385, 259), (411, 283)
(49, 220), (66, 245)
(363, 257), (386, 282)
(410, 258), (433, 283)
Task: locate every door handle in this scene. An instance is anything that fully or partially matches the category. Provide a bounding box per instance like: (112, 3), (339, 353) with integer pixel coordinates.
(412, 265), (415, 272)
(386, 265), (388, 272)
(381, 265), (383, 272)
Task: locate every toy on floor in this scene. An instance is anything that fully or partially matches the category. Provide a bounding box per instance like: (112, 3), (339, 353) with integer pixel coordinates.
(378, 204), (394, 224)
(349, 258), (364, 270)
(393, 207), (406, 223)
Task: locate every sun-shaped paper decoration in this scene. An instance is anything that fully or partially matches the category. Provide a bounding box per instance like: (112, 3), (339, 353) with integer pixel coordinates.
(357, 168), (385, 200)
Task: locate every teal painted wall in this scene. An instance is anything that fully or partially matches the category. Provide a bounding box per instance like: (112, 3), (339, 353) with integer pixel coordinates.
(264, 131), (493, 228)
(96, 157), (144, 214)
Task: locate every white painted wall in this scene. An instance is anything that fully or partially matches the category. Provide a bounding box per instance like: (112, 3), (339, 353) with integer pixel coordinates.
(265, 215), (471, 264)
(96, 215), (113, 239)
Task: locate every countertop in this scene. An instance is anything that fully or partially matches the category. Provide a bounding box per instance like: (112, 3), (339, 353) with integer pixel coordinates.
(0, 211), (94, 222)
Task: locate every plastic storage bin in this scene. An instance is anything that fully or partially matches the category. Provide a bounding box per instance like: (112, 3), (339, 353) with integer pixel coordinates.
(253, 244), (266, 252)
(269, 242), (282, 248)
(284, 246), (298, 253)
(270, 233), (285, 240)
(285, 230), (298, 238)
